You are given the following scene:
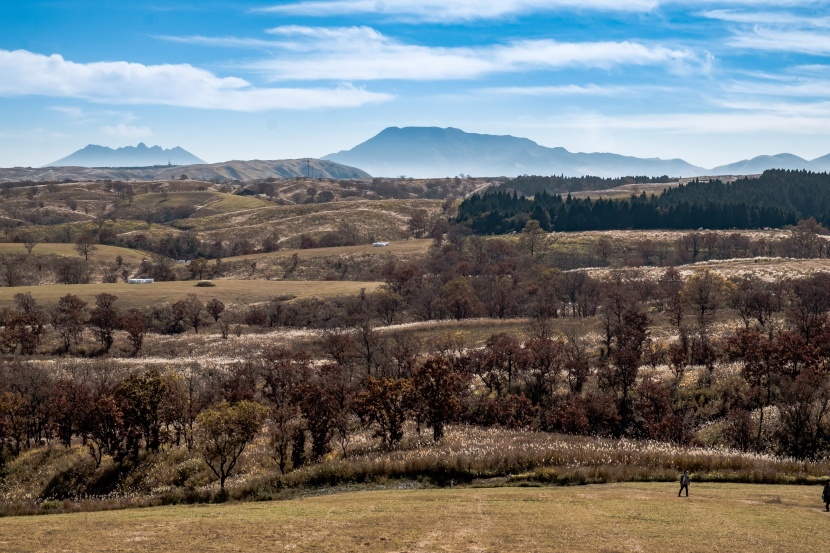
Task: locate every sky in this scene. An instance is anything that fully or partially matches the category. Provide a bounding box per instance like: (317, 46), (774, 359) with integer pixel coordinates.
(1, 0), (830, 169)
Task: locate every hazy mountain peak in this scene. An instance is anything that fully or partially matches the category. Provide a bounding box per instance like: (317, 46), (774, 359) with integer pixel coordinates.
(46, 143), (206, 168)
(324, 126), (703, 178)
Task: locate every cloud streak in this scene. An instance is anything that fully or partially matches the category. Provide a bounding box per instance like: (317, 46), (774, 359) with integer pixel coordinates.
(536, 104), (830, 135)
(257, 0), (658, 22)
(244, 26), (705, 81)
(479, 84), (671, 97)
(0, 49), (392, 110)
(728, 28), (830, 56)
(101, 124), (153, 139)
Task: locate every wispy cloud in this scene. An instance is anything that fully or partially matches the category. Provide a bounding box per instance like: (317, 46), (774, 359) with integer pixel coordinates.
(536, 103), (830, 134)
(479, 84), (660, 96)
(50, 106), (86, 118)
(101, 124), (153, 139)
(728, 28), (830, 56)
(156, 35), (286, 50)
(700, 9), (830, 27)
(241, 26), (706, 81)
(723, 77), (830, 98)
(259, 0), (829, 22)
(257, 0), (658, 23)
(0, 49), (392, 110)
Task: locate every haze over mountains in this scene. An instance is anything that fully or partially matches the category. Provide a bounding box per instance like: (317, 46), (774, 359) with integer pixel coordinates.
(325, 127), (830, 179)
(22, 128), (830, 182)
(46, 143), (206, 168)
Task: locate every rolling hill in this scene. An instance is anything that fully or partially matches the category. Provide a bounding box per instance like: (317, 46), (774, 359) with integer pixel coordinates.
(709, 153), (830, 175)
(1, 158), (371, 182)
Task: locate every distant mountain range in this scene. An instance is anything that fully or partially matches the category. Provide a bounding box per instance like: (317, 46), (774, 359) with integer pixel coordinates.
(325, 127), (830, 178)
(46, 143), (206, 167)
(1, 159), (370, 182)
(709, 153), (830, 175)
(21, 130), (830, 182)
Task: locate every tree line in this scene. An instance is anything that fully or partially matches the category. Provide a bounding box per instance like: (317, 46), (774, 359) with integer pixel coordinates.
(497, 174), (674, 196)
(457, 170), (830, 233)
(4, 268), (830, 499)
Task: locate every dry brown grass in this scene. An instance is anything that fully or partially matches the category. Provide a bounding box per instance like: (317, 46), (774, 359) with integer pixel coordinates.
(1, 483), (826, 552)
(128, 191), (269, 216)
(0, 279), (381, 309)
(585, 257), (830, 282)
(176, 199), (443, 249)
(222, 239), (433, 262)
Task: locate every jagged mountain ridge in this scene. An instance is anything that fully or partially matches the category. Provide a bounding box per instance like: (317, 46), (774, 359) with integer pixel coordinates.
(46, 143), (206, 167)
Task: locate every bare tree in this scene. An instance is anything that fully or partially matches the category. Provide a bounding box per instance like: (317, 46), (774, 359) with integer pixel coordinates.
(74, 233), (98, 261)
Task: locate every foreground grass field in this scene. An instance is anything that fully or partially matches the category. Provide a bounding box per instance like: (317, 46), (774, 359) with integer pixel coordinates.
(1, 483), (826, 552)
(0, 279), (381, 308)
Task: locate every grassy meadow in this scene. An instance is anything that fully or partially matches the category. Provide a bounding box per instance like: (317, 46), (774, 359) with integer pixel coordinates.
(0, 279), (381, 309)
(1, 483), (826, 552)
(128, 191), (269, 216)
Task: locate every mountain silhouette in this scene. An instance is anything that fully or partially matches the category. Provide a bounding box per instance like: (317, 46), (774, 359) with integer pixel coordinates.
(46, 143), (206, 167)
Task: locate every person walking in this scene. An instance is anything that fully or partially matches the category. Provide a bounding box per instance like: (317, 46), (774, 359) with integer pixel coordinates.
(822, 481), (830, 512)
(678, 470), (690, 497)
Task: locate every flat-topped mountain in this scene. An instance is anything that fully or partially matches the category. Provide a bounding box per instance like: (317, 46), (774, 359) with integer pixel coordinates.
(46, 143), (206, 168)
(324, 127), (705, 178)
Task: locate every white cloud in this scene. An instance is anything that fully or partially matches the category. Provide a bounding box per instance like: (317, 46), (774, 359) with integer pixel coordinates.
(700, 9), (830, 27)
(479, 84), (651, 96)
(729, 28), (830, 55)
(246, 26), (705, 81)
(101, 124), (153, 139)
(723, 78), (830, 97)
(257, 0), (658, 22)
(260, 0), (830, 22)
(0, 49), (392, 110)
(50, 106), (85, 118)
(533, 105), (830, 134)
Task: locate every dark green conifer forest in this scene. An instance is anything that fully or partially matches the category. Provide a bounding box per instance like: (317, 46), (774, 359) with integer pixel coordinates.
(458, 170), (830, 234)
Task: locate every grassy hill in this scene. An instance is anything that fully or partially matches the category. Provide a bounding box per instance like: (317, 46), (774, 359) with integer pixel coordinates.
(175, 199), (444, 248)
(125, 191), (269, 217)
(0, 243), (148, 265)
(2, 484), (826, 552)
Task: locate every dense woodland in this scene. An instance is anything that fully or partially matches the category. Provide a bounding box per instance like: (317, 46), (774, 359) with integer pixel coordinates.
(458, 170), (830, 233)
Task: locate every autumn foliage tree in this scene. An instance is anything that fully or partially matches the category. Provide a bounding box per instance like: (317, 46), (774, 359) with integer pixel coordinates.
(413, 356), (469, 441)
(195, 400), (267, 491)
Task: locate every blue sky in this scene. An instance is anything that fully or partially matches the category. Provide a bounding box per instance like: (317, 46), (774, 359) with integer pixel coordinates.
(1, 0), (830, 169)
